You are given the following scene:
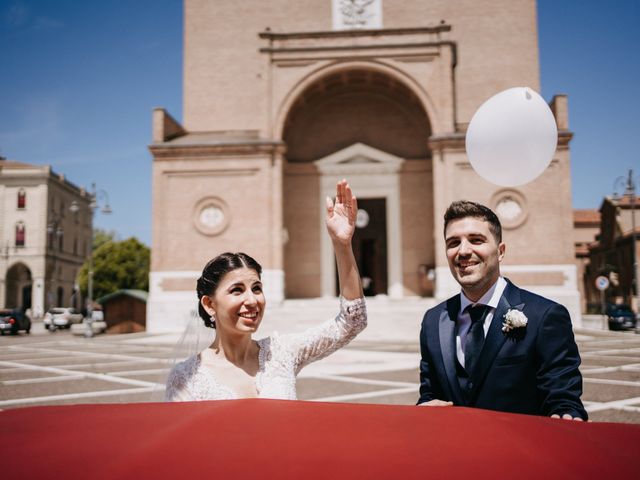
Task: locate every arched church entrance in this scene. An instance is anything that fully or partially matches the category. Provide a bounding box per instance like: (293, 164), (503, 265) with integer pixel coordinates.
(281, 68), (434, 298)
(5, 263), (32, 311)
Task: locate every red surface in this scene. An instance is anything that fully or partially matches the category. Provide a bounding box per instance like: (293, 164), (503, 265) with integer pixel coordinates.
(3, 400), (639, 479)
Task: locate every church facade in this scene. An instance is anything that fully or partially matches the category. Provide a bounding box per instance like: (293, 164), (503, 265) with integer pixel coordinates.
(148, 0), (580, 331)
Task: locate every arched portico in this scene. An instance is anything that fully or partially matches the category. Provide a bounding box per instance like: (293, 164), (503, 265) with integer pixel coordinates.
(281, 68), (435, 298)
(5, 263), (32, 311)
(274, 60), (442, 141)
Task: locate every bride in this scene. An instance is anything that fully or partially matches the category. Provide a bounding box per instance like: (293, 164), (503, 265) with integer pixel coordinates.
(165, 180), (367, 401)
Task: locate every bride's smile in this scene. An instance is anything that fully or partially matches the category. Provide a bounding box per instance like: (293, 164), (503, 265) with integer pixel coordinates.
(238, 310), (260, 326)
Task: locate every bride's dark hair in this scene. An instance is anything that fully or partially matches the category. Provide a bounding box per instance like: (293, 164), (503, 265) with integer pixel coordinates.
(196, 252), (262, 328)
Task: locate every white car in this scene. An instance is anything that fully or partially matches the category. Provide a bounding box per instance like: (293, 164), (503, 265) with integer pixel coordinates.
(44, 308), (84, 330)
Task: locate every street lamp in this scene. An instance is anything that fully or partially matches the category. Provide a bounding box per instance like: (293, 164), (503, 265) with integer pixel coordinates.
(46, 214), (64, 311)
(613, 169), (639, 324)
(70, 182), (112, 337)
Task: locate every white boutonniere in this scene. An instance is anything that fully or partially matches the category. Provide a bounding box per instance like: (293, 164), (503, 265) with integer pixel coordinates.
(502, 309), (528, 333)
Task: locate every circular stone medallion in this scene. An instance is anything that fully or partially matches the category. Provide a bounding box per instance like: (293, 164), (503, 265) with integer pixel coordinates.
(193, 197), (230, 236)
(492, 190), (528, 229)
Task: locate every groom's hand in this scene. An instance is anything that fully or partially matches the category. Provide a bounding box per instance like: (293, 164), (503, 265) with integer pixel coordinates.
(551, 413), (584, 421)
(419, 399), (453, 407)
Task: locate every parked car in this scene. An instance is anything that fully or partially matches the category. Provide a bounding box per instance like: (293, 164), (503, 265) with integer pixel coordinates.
(0, 309), (31, 335)
(44, 307), (84, 330)
(607, 304), (637, 331)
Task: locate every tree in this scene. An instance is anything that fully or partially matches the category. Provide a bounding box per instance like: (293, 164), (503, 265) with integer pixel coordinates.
(93, 228), (118, 251)
(77, 237), (150, 301)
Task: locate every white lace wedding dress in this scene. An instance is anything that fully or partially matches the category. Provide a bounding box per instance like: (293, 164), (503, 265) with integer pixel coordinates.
(164, 297), (367, 401)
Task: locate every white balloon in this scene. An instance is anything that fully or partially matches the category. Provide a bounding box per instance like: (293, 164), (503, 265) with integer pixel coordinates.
(465, 87), (558, 187)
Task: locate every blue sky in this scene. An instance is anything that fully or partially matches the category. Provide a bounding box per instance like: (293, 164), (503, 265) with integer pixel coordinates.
(1, 0), (638, 246)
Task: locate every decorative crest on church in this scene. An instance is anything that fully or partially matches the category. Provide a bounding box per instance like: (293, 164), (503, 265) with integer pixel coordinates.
(332, 0), (382, 30)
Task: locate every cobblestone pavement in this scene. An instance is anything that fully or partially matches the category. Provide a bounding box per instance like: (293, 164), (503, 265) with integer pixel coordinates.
(1, 324), (640, 423)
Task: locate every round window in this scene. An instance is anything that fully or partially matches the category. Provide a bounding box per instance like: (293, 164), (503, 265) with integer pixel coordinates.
(193, 197), (230, 236)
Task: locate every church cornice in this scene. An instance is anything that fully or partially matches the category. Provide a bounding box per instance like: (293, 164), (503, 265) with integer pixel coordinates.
(149, 141), (286, 159)
(259, 25), (451, 41)
(259, 41), (454, 55)
(427, 130), (574, 151)
(427, 133), (465, 150)
(258, 25), (457, 64)
(557, 130), (573, 149)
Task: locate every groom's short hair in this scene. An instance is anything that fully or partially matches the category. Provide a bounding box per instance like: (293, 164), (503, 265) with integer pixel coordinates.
(444, 201), (502, 242)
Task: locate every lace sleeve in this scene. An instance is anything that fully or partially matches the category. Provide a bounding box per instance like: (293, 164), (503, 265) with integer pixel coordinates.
(164, 358), (197, 402)
(281, 296), (367, 374)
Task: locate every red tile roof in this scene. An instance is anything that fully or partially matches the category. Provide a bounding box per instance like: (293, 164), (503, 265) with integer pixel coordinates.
(573, 209), (600, 225)
(615, 195), (639, 207)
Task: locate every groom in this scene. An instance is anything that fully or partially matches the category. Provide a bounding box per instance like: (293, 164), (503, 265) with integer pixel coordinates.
(417, 201), (587, 420)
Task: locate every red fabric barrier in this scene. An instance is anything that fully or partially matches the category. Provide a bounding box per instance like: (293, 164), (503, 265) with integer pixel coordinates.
(3, 400), (639, 479)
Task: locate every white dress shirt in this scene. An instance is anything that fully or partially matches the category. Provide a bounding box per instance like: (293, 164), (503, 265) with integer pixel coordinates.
(456, 276), (507, 368)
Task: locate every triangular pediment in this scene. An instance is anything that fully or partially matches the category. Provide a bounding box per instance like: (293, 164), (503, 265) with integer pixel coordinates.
(314, 143), (404, 174)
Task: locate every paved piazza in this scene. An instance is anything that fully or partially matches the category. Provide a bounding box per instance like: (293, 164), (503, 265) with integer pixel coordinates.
(1, 314), (640, 424)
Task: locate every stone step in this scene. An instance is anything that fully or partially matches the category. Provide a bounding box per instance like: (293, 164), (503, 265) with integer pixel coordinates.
(261, 296), (437, 343)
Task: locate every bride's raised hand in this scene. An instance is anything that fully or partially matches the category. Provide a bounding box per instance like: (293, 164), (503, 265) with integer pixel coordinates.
(325, 179), (357, 246)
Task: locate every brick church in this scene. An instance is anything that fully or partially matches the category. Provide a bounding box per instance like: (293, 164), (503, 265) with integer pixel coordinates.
(147, 0), (580, 331)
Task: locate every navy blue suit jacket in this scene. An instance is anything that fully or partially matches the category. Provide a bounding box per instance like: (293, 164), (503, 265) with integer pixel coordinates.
(418, 280), (588, 419)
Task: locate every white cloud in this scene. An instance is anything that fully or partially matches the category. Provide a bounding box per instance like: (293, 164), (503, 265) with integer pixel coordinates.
(2, 2), (64, 31)
(32, 16), (65, 31)
(4, 2), (29, 27)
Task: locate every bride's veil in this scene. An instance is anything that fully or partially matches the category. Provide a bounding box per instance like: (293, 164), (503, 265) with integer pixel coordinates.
(150, 308), (216, 402)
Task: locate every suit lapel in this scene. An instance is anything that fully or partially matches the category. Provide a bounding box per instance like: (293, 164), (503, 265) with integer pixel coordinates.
(439, 296), (465, 405)
(468, 280), (525, 403)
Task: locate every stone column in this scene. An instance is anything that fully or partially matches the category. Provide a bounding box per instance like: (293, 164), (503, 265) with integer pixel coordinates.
(429, 134), (466, 300)
(0, 277), (5, 308)
(265, 148), (285, 304)
(31, 278), (45, 318)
